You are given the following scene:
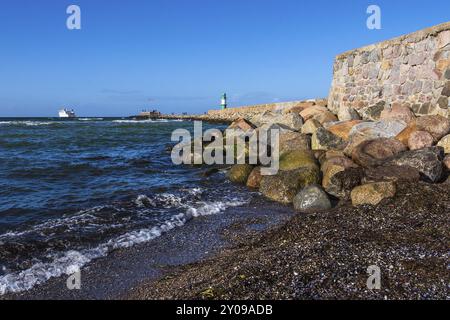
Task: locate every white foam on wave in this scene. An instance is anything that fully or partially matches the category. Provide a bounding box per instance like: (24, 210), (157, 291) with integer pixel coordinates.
(78, 118), (104, 121)
(0, 121), (55, 126)
(0, 194), (248, 295)
(112, 119), (183, 124)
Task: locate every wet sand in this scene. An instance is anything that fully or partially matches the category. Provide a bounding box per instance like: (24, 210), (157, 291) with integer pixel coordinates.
(125, 181), (450, 300)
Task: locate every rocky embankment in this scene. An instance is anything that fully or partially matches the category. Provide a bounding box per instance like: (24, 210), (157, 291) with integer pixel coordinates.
(127, 100), (450, 300)
(220, 101), (450, 210)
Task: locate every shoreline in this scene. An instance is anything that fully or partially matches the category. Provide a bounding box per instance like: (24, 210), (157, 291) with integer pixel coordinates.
(1, 191), (294, 300)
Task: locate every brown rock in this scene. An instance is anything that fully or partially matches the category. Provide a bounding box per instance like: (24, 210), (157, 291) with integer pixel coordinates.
(227, 118), (256, 132)
(246, 167), (263, 189)
(380, 104), (416, 124)
(312, 128), (347, 151)
(321, 156), (359, 191)
(318, 150), (346, 165)
(259, 167), (321, 204)
(345, 119), (408, 156)
(300, 105), (330, 121)
(312, 111), (338, 125)
(352, 138), (407, 168)
(395, 122), (418, 146)
(279, 131), (311, 155)
(415, 115), (450, 141)
(282, 101), (315, 114)
(327, 120), (364, 141)
(351, 182), (396, 206)
(363, 165), (421, 183)
(408, 131), (434, 150)
(301, 119), (322, 135)
(326, 167), (365, 200)
(385, 147), (444, 182)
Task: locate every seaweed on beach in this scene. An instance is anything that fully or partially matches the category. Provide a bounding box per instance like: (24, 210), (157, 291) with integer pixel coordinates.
(127, 181), (450, 300)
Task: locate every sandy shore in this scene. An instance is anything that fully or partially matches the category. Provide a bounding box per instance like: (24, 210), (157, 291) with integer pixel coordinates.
(125, 181), (449, 300)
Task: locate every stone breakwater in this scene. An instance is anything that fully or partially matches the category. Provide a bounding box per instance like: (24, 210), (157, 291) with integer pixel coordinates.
(156, 99), (326, 123)
(195, 104), (450, 211)
(328, 21), (450, 120)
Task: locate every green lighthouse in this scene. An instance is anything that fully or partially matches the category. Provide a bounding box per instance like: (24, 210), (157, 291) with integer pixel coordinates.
(221, 93), (227, 110)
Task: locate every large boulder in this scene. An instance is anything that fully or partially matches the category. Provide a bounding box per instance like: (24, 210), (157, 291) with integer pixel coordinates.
(257, 122), (293, 134)
(349, 119), (408, 140)
(351, 182), (397, 206)
(437, 134), (450, 154)
(358, 101), (386, 121)
(318, 150), (346, 165)
(415, 115), (450, 141)
(351, 138), (407, 168)
(300, 105), (330, 121)
(312, 111), (338, 125)
(252, 112), (304, 131)
(227, 118), (256, 132)
(260, 167), (321, 204)
(246, 167), (263, 189)
(301, 119), (322, 135)
(279, 131), (311, 155)
(345, 119), (408, 156)
(380, 104), (416, 124)
(408, 131), (434, 151)
(321, 156), (359, 190)
(326, 120), (364, 141)
(279, 150), (318, 171)
(385, 147), (444, 182)
(293, 185), (332, 212)
(228, 164), (254, 184)
(325, 167), (365, 199)
(276, 113), (304, 131)
(363, 165), (421, 184)
(338, 105), (361, 121)
(312, 128), (347, 151)
(395, 123), (418, 146)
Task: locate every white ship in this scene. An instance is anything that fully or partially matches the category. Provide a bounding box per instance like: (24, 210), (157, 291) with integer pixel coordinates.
(58, 108), (77, 118)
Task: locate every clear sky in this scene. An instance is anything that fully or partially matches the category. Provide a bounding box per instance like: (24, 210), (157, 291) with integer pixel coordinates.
(0, 0), (449, 117)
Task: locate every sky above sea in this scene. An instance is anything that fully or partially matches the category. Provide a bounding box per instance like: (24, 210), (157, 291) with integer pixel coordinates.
(1, 0), (450, 117)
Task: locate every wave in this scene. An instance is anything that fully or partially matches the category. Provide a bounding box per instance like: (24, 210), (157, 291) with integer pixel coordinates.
(0, 121), (56, 127)
(0, 189), (248, 295)
(112, 119), (183, 124)
(78, 118), (104, 121)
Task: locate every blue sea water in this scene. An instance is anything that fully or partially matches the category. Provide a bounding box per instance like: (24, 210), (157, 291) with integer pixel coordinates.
(0, 118), (253, 294)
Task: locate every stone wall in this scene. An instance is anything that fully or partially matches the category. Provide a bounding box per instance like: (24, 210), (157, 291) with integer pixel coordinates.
(328, 21), (450, 120)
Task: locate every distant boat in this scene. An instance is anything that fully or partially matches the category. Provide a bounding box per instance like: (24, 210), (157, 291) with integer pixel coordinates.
(58, 108), (77, 118)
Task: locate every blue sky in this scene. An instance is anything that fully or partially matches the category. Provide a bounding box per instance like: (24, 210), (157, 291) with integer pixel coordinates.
(0, 0), (449, 117)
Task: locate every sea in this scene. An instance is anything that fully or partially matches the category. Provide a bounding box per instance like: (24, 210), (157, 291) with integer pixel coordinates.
(0, 117), (259, 295)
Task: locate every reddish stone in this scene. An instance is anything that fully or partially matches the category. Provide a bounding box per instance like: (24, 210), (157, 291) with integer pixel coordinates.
(408, 131), (434, 150)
